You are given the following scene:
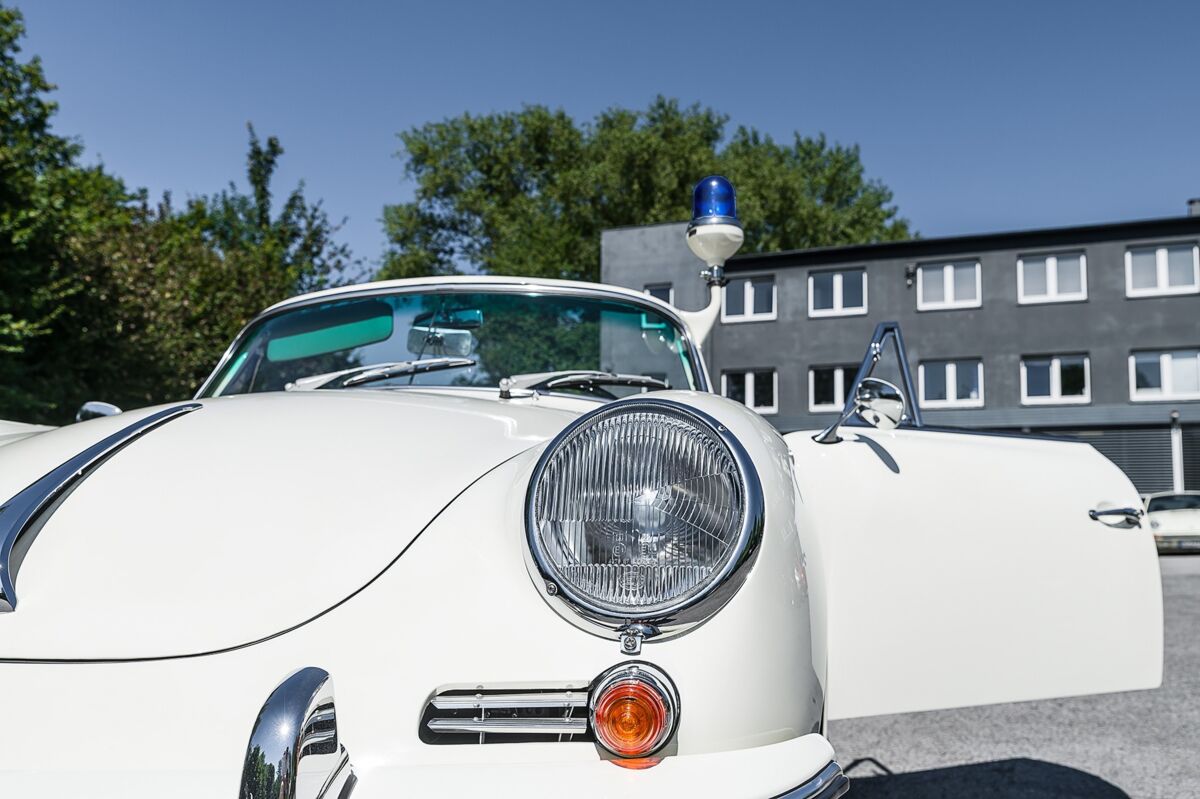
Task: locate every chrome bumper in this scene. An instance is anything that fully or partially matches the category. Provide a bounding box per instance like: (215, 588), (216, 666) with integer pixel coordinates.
(775, 762), (850, 799)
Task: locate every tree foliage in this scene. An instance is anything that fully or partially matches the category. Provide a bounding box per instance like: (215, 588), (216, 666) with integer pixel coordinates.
(381, 97), (912, 281)
(1, 1), (913, 424)
(0, 5), (137, 420)
(0, 5), (353, 424)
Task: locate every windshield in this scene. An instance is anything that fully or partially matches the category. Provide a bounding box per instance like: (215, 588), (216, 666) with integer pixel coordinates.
(1147, 494), (1200, 512)
(200, 289), (700, 398)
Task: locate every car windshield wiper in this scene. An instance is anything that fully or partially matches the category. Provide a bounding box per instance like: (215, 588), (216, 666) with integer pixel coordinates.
(287, 357), (476, 391)
(499, 370), (669, 399)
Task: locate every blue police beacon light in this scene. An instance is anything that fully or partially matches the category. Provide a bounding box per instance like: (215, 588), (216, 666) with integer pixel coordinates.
(686, 176), (744, 285)
(691, 175), (738, 226)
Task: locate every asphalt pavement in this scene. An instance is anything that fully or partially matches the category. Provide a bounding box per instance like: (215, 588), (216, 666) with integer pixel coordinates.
(830, 555), (1200, 799)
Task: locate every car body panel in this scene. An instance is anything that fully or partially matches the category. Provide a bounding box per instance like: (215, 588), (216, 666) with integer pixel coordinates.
(0, 389), (584, 660)
(0, 392), (824, 796)
(0, 418), (54, 448)
(786, 426), (1163, 720)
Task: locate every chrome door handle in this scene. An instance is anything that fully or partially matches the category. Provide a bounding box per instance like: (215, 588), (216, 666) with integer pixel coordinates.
(1088, 507), (1144, 528)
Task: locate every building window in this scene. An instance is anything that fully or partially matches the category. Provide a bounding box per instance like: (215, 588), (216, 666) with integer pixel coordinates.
(916, 261), (982, 310)
(722, 276), (776, 322)
(1125, 243), (1200, 297)
(808, 269), (867, 317)
(809, 365), (858, 412)
(644, 283), (674, 304)
(1017, 252), (1087, 304)
(1021, 355), (1090, 405)
(919, 359), (984, 408)
(723, 369), (778, 414)
(1130, 350), (1200, 401)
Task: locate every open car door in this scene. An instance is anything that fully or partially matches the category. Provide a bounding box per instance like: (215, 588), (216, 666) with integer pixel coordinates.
(787, 324), (1163, 720)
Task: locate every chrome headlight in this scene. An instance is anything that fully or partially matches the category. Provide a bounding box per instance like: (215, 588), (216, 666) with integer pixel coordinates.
(526, 399), (763, 633)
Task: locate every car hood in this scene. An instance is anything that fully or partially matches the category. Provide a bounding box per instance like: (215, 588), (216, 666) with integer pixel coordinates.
(0, 419), (55, 448)
(0, 390), (581, 660)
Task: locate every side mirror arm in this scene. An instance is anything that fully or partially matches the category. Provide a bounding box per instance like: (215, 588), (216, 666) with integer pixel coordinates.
(813, 402), (858, 445)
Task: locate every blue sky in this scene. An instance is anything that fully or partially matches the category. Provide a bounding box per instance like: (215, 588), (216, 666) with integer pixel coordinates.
(21, 0), (1200, 270)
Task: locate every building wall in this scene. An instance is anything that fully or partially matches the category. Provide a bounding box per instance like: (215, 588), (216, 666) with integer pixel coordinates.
(601, 218), (1200, 493)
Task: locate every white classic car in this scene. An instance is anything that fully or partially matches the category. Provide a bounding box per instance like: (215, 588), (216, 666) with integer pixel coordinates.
(1144, 491), (1200, 552)
(0, 179), (1163, 798)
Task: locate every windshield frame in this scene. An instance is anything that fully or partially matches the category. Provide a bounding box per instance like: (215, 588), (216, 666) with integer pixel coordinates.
(194, 281), (711, 399)
(1147, 493), (1200, 513)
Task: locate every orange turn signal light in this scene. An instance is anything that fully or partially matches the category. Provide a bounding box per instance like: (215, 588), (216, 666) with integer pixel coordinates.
(590, 663), (677, 759)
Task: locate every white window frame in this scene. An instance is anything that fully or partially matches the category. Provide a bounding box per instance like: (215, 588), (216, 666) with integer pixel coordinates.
(808, 365), (856, 412)
(918, 360), (985, 408)
(1019, 355), (1091, 405)
(721, 275), (777, 323)
(1016, 252), (1088, 304)
(916, 261), (983, 311)
(644, 283), (674, 305)
(1124, 243), (1200, 298)
(807, 269), (868, 318)
(721, 369), (779, 415)
(1128, 350), (1200, 401)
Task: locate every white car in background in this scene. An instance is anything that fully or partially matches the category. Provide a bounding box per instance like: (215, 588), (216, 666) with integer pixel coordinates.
(1145, 491), (1200, 552)
(0, 179), (1163, 798)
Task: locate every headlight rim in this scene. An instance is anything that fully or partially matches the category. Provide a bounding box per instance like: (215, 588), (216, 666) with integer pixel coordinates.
(524, 396), (765, 637)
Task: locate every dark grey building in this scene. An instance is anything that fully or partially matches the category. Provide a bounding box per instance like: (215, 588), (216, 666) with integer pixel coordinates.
(601, 212), (1200, 494)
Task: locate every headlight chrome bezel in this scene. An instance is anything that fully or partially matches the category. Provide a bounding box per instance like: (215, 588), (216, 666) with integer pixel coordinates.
(524, 397), (765, 640)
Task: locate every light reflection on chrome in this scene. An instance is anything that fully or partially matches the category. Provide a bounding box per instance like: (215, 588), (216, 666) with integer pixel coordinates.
(239, 666), (354, 799)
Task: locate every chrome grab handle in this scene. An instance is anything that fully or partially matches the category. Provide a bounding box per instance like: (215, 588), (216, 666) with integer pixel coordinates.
(1088, 507), (1144, 528)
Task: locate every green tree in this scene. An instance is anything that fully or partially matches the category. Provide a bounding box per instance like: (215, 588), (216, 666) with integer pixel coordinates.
(0, 5), (134, 420)
(380, 97), (911, 282)
(84, 126), (356, 410)
(0, 1), (354, 423)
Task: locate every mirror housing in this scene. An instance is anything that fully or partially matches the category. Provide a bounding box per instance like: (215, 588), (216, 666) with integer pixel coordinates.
(854, 378), (905, 431)
(76, 401), (123, 423)
(405, 326), (475, 359)
(813, 377), (907, 444)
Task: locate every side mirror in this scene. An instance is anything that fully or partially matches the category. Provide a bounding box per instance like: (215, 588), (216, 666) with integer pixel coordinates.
(854, 378), (905, 431)
(813, 377), (907, 444)
(76, 401), (123, 423)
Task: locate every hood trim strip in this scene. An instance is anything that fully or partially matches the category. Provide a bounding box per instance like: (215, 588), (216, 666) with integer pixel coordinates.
(0, 403), (201, 612)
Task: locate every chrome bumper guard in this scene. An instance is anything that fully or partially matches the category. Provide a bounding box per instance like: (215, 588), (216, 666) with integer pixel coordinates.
(773, 762), (849, 799)
(239, 667), (355, 799)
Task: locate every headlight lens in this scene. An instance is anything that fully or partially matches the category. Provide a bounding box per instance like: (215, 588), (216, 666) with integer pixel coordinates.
(527, 401), (754, 621)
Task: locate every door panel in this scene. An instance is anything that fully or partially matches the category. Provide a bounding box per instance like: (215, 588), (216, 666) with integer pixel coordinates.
(787, 427), (1163, 721)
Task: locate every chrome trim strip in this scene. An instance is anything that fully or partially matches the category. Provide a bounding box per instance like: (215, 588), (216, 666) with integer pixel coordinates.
(524, 396), (765, 639)
(0, 402), (201, 613)
(773, 762), (850, 799)
(431, 691), (588, 710)
(240, 666), (355, 799)
(195, 281), (710, 398)
(426, 717), (589, 735)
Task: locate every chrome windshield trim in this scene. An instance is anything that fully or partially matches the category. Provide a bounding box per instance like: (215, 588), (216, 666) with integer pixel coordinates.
(195, 282), (710, 398)
(0, 403), (201, 613)
(773, 761), (849, 799)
